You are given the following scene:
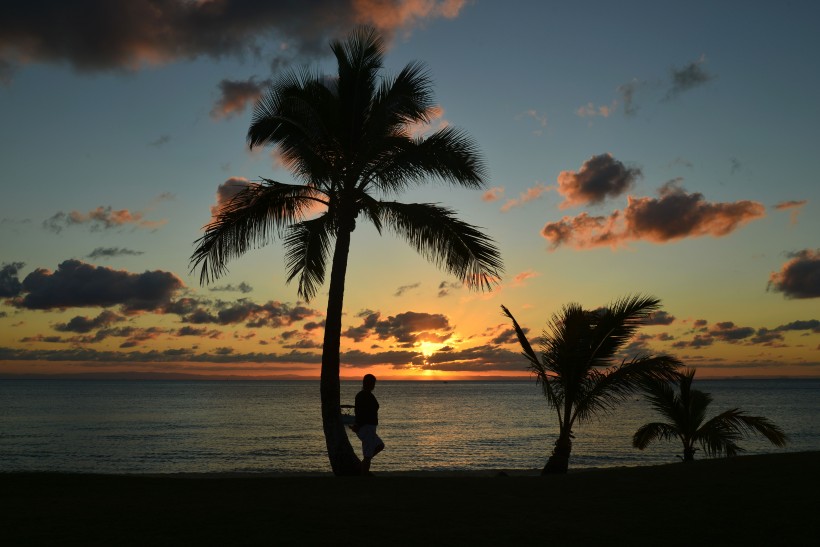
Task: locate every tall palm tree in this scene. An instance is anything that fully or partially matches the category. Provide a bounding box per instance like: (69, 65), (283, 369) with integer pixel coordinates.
(190, 27), (503, 476)
(502, 295), (681, 474)
(633, 368), (787, 461)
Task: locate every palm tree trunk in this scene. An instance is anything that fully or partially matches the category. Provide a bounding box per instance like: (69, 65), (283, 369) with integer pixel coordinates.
(320, 224), (361, 476)
(542, 431), (572, 474)
(683, 445), (696, 462)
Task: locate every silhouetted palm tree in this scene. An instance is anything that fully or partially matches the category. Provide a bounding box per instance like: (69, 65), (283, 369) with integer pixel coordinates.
(633, 368), (787, 461)
(191, 27), (503, 475)
(502, 295), (681, 474)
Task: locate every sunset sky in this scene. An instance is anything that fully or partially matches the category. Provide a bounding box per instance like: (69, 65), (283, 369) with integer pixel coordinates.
(1, 1), (818, 380)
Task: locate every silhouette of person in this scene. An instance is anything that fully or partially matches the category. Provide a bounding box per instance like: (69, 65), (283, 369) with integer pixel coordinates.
(352, 373), (385, 475)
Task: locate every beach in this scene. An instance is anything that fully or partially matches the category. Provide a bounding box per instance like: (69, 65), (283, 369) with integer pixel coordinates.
(2, 451), (816, 546)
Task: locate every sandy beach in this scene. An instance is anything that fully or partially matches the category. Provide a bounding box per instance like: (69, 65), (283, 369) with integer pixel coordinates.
(1, 451), (816, 546)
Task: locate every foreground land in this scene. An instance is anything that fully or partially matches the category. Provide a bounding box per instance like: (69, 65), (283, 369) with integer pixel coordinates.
(1, 451), (817, 546)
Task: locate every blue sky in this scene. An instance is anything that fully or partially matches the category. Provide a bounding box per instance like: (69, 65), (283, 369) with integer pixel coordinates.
(1, 1), (818, 379)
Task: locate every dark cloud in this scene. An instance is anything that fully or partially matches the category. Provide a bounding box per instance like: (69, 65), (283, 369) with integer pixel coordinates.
(209, 282), (253, 294)
(768, 249), (820, 299)
(437, 281), (462, 298)
(0, 1), (467, 81)
(343, 310), (453, 346)
(0, 262), (25, 297)
(394, 282), (421, 297)
(491, 327), (528, 345)
(542, 182), (765, 250)
(556, 153), (642, 209)
(774, 319), (820, 333)
(709, 322), (755, 342)
(693, 319), (708, 329)
(646, 310), (676, 326)
(665, 56), (714, 100)
(53, 310), (125, 333)
(12, 259), (184, 312)
(211, 77), (271, 119)
(750, 328), (785, 346)
(86, 247), (145, 260)
(177, 326), (221, 338)
(149, 134), (171, 148)
(672, 334), (714, 349)
(303, 320), (325, 331)
(180, 299), (319, 328)
(411, 345), (525, 372)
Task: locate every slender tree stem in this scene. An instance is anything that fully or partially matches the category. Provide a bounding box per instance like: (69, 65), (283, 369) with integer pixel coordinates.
(320, 223), (361, 476)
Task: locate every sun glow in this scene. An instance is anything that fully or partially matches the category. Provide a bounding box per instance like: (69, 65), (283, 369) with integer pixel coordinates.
(417, 341), (443, 357)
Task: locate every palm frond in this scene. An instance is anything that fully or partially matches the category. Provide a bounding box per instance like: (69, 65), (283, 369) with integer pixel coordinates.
(190, 181), (323, 284)
(501, 305), (563, 424)
(632, 422), (680, 450)
(586, 294), (661, 368)
(378, 201), (503, 291)
(284, 214), (334, 301)
(697, 408), (788, 457)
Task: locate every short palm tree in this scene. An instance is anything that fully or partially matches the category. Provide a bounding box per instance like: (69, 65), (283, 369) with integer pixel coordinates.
(633, 368), (788, 461)
(502, 295), (682, 474)
(191, 27), (503, 476)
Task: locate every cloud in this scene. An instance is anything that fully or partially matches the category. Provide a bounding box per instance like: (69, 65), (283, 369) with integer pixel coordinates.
(0, 1), (468, 81)
(178, 299), (320, 328)
(149, 134), (171, 148)
(12, 259), (184, 312)
(709, 321), (755, 342)
(646, 310), (676, 326)
(542, 183), (766, 250)
(773, 200), (808, 225)
(43, 205), (166, 233)
(209, 282), (253, 294)
(512, 270), (539, 287)
(343, 310), (453, 346)
(409, 344), (525, 372)
(491, 327), (528, 345)
(437, 281), (462, 298)
(86, 247), (145, 260)
(0, 262), (25, 297)
(500, 183), (551, 212)
(556, 154), (641, 209)
(53, 310), (125, 333)
(768, 249), (820, 299)
(405, 105), (449, 138)
(394, 283), (420, 297)
(482, 187), (504, 202)
(210, 177), (252, 221)
(774, 319), (820, 333)
(617, 79), (643, 116)
(520, 109), (548, 130)
(665, 55), (714, 100)
(211, 77), (272, 120)
(576, 101), (616, 118)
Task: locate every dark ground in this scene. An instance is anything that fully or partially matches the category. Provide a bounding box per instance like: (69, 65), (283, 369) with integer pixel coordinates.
(1, 451), (817, 546)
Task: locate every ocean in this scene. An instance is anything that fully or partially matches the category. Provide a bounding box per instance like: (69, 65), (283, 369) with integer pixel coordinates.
(1, 379), (817, 473)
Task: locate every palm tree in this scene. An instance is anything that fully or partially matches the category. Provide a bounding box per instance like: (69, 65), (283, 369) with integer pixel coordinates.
(190, 27), (503, 476)
(502, 295), (682, 474)
(633, 368), (787, 461)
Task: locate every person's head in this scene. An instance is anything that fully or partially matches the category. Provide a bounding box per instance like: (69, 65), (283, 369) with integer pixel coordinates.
(363, 374), (376, 391)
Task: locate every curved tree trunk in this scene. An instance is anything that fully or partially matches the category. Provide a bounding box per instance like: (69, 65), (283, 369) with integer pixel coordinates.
(683, 445), (696, 462)
(542, 432), (572, 474)
(320, 225), (361, 476)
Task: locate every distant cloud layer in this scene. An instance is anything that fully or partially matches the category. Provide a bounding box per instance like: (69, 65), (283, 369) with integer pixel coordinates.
(44, 205), (167, 233)
(86, 247), (145, 260)
(0, 0), (466, 80)
(556, 153), (641, 209)
(542, 182), (765, 250)
(11, 259), (184, 312)
(768, 249), (820, 299)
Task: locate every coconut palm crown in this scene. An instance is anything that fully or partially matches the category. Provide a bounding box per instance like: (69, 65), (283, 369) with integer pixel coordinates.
(633, 368), (788, 461)
(502, 295), (682, 474)
(191, 26), (503, 475)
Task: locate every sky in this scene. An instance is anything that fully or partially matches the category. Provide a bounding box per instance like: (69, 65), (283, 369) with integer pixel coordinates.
(1, 1), (818, 380)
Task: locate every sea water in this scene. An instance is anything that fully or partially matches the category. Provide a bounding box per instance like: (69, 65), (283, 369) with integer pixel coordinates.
(1, 379), (817, 473)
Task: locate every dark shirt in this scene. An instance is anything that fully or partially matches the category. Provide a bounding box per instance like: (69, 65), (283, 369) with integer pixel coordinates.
(354, 389), (379, 426)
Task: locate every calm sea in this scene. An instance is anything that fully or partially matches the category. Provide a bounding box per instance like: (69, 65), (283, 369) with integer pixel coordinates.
(1, 379), (817, 474)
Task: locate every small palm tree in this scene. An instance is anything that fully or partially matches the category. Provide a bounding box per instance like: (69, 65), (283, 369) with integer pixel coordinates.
(633, 368), (788, 461)
(503, 295), (681, 474)
(191, 27), (503, 475)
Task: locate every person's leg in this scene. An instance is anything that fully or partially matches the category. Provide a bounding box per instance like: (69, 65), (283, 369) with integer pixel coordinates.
(373, 442), (384, 456)
(361, 456), (372, 475)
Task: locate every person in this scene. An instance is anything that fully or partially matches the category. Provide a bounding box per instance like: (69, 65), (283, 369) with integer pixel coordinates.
(351, 373), (385, 475)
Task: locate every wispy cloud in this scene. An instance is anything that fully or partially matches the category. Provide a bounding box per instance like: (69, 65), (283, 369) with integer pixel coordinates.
(500, 183), (551, 212)
(773, 200), (808, 225)
(665, 55), (715, 100)
(394, 282), (421, 297)
(86, 247), (145, 260)
(211, 77), (271, 120)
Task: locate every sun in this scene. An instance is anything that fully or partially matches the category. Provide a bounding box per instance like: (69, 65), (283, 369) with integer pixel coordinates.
(417, 341), (442, 357)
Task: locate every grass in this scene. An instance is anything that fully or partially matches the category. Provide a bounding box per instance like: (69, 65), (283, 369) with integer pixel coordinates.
(1, 451), (817, 546)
